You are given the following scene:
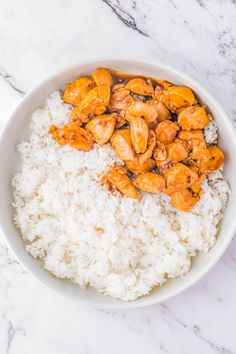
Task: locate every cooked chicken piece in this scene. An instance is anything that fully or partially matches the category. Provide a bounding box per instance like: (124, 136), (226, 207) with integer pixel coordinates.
(178, 129), (210, 163)
(153, 141), (168, 162)
(178, 130), (206, 149)
(126, 159), (156, 175)
(179, 131), (223, 168)
(147, 99), (171, 121)
(110, 129), (135, 161)
(48, 125), (58, 134)
(174, 137), (190, 152)
(200, 146), (224, 172)
(125, 78), (154, 96)
(178, 106), (209, 131)
(154, 81), (172, 101)
(166, 142), (188, 163)
(171, 189), (198, 211)
(108, 85), (133, 111)
(155, 120), (179, 144)
(161, 86), (197, 113)
(62, 77), (95, 106)
(85, 114), (116, 145)
(133, 172), (165, 193)
(71, 82), (112, 123)
(165, 163), (198, 194)
(154, 142), (188, 168)
(71, 87), (106, 122)
(91, 68), (113, 87)
(189, 180), (202, 194)
(113, 84), (124, 90)
(138, 130), (156, 164)
(97, 85), (111, 106)
(71, 69), (113, 122)
(124, 101), (158, 124)
(115, 114), (127, 129)
(49, 123), (93, 151)
(70, 106), (90, 125)
(192, 145), (210, 162)
(103, 165), (138, 199)
(130, 116), (149, 154)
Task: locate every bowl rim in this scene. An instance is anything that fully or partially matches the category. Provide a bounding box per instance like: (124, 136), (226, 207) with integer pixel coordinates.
(1, 57), (236, 309)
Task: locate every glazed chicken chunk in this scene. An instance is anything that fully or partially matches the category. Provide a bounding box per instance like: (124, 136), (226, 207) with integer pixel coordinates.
(165, 163), (198, 194)
(102, 165), (138, 199)
(133, 172), (165, 193)
(85, 114), (116, 145)
(49, 123), (93, 151)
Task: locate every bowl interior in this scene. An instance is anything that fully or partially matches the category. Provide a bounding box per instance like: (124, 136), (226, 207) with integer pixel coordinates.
(0, 59), (236, 309)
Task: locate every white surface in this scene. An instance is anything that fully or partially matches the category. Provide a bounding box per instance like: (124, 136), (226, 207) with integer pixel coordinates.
(0, 1), (236, 353)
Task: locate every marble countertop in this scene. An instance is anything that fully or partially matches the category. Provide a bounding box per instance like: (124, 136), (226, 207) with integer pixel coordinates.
(0, 0), (236, 353)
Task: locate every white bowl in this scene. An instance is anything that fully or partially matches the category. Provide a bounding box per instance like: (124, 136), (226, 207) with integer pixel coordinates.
(0, 59), (236, 309)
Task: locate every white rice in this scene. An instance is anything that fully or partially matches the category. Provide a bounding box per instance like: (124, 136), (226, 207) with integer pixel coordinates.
(204, 120), (218, 144)
(12, 91), (230, 301)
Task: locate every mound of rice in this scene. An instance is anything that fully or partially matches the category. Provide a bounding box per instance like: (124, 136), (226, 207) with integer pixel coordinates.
(12, 91), (230, 301)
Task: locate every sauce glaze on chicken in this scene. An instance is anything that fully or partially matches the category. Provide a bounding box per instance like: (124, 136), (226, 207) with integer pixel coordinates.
(49, 68), (224, 212)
